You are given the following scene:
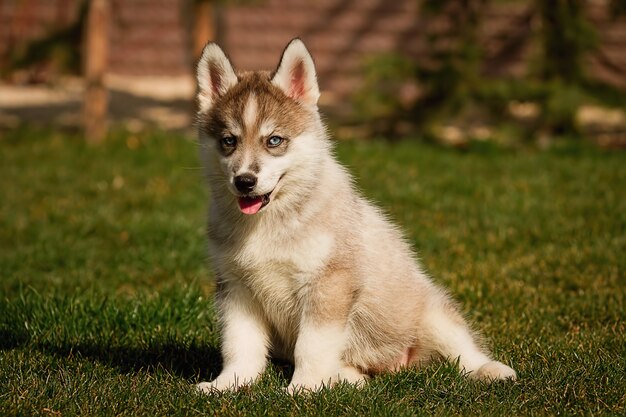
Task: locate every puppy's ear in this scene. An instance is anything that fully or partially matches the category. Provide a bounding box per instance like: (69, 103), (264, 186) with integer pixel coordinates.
(272, 38), (320, 107)
(196, 43), (238, 113)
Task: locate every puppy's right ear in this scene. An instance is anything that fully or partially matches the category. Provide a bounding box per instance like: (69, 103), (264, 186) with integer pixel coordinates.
(196, 43), (238, 113)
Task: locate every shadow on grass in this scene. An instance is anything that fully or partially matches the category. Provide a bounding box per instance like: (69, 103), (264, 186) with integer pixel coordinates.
(0, 327), (223, 381)
(0, 295), (293, 382)
(37, 341), (223, 381)
(0, 328), (30, 350)
(2, 330), (295, 384)
(37, 340), (296, 385)
(3, 336), (296, 386)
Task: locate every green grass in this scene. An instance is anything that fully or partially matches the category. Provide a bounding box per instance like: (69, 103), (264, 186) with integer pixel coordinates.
(1, 128), (625, 416)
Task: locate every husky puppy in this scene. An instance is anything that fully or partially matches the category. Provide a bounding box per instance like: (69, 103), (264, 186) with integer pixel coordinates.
(195, 39), (516, 393)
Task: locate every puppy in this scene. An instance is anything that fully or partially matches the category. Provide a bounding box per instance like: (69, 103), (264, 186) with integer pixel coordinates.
(195, 38), (516, 393)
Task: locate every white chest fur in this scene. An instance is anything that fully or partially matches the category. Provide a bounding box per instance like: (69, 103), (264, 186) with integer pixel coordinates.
(239, 224), (333, 276)
(213, 219), (335, 343)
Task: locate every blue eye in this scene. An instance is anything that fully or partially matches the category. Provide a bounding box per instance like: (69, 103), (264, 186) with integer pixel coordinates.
(221, 136), (237, 147)
(267, 136), (284, 147)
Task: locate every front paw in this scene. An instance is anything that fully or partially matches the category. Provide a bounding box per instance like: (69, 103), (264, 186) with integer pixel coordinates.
(287, 372), (332, 394)
(287, 366), (368, 394)
(286, 379), (326, 395)
(196, 374), (253, 394)
(196, 381), (220, 394)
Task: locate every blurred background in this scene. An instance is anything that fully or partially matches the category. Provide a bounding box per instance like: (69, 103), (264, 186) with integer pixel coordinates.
(0, 0), (625, 146)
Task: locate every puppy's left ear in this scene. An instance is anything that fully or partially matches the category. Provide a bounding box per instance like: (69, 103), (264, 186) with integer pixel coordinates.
(272, 38), (320, 107)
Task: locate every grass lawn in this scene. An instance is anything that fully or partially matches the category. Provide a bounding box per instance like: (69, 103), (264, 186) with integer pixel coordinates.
(1, 128), (624, 416)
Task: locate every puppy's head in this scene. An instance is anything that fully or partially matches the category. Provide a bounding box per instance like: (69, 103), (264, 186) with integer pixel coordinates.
(196, 39), (326, 215)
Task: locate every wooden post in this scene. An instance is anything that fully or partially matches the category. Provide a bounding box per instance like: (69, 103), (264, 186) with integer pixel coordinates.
(83, 0), (110, 144)
(193, 0), (216, 60)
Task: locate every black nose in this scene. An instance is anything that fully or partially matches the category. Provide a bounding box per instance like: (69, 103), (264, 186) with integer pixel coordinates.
(234, 174), (257, 193)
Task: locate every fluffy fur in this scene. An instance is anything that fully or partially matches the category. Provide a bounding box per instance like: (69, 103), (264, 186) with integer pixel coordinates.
(195, 38), (516, 393)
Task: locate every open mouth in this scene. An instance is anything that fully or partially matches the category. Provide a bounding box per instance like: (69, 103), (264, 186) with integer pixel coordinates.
(236, 174), (284, 215)
(237, 192), (271, 215)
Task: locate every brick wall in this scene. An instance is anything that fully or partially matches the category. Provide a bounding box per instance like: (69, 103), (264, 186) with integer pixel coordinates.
(221, 0), (626, 99)
(0, 0), (79, 59)
(1, 0), (624, 98)
(221, 0), (423, 100)
(0, 0), (191, 76)
(108, 0), (191, 76)
(585, 1), (626, 88)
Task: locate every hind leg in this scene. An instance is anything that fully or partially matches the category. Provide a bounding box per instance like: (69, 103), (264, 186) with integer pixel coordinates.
(421, 306), (516, 381)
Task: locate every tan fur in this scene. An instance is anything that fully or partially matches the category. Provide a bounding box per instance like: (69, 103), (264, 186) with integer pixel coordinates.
(307, 263), (357, 325)
(195, 39), (516, 394)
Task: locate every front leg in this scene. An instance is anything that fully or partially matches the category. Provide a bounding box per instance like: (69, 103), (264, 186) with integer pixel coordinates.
(197, 284), (270, 393)
(287, 269), (367, 393)
(288, 323), (367, 393)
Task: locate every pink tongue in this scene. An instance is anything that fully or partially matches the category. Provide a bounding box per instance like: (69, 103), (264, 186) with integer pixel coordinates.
(238, 196), (264, 215)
